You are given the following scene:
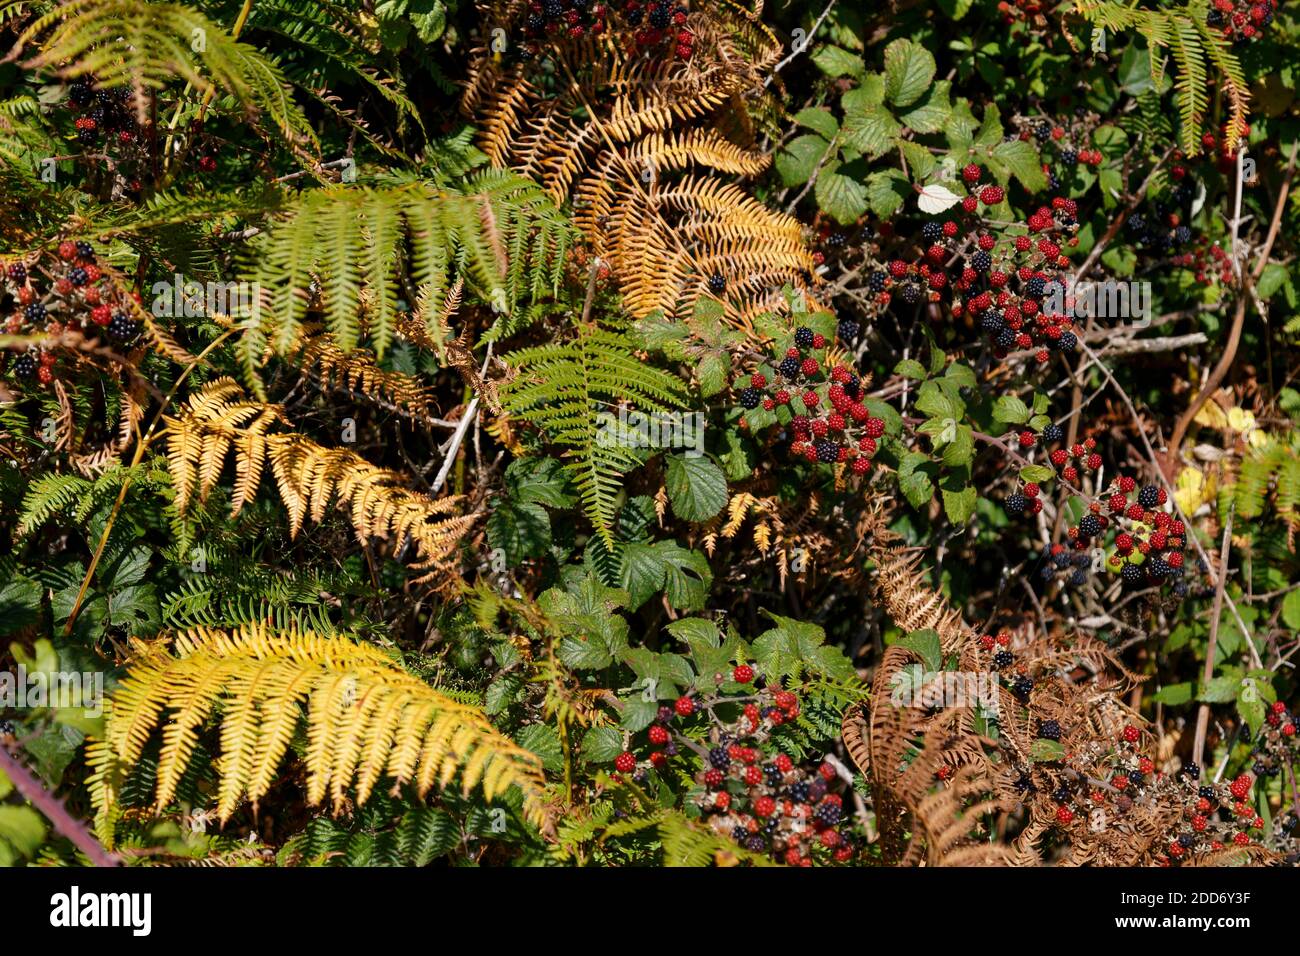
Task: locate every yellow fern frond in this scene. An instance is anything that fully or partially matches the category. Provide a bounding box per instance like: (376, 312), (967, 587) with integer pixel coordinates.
(163, 378), (475, 578)
(87, 624), (552, 842)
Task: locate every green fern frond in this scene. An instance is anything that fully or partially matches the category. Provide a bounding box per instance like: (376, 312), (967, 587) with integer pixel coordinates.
(239, 170), (571, 369)
(7, 0), (317, 154)
(501, 324), (688, 545)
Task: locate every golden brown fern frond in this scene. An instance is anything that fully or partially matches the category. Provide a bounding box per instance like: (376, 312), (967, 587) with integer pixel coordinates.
(464, 2), (815, 333)
(163, 378), (475, 579)
(873, 546), (973, 654)
(907, 764), (1015, 867)
(294, 325), (441, 424)
(86, 624), (552, 842)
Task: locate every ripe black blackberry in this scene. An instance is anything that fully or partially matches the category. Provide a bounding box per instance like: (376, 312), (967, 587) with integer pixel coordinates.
(1042, 422), (1063, 442)
(1127, 769), (1144, 786)
(1069, 568), (1086, 587)
(1047, 170), (1061, 191)
(1071, 552), (1090, 568)
(24, 302), (46, 323)
(1078, 514), (1102, 537)
(1039, 564), (1054, 580)
(743, 834), (766, 852)
(1198, 785), (1215, 800)
(1057, 331), (1077, 351)
(1126, 213), (1147, 236)
(836, 318), (859, 341)
(970, 250), (992, 272)
(778, 356), (801, 379)
(1038, 719), (1061, 741)
(844, 376), (861, 399)
(69, 267), (88, 286)
(814, 802), (841, 827)
(709, 747), (730, 769)
(68, 80), (93, 105)
(1011, 677), (1031, 702)
(11, 353), (37, 379)
(921, 220), (943, 242)
(980, 311), (1004, 334)
(1034, 121), (1052, 142)
(648, 2), (671, 28)
(1137, 484), (1160, 508)
(763, 763), (784, 786)
(1173, 225), (1192, 245)
(1052, 785), (1072, 803)
(1004, 493), (1027, 516)
(1181, 763), (1201, 780)
(827, 231), (847, 248)
(996, 327), (1017, 350)
(1147, 557), (1171, 578)
(1207, 8), (1225, 25)
(75, 241), (94, 261)
(708, 272), (726, 294)
(993, 649), (1014, 669)
(899, 283), (920, 304)
(868, 271), (887, 292)
(526, 12), (544, 32)
(787, 781), (810, 803)
(107, 313), (140, 343)
(793, 326), (815, 348)
(1024, 275), (1046, 298)
(1053, 551), (1071, 568)
(1177, 833), (1196, 849)
(1060, 148), (1077, 166)
(739, 387), (761, 409)
(814, 439), (840, 463)
(1121, 563), (1143, 585)
(6, 263), (26, 283)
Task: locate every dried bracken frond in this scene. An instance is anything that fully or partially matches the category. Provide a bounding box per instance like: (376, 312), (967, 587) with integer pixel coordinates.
(294, 324), (442, 424)
(163, 378), (475, 580)
(463, 1), (816, 332)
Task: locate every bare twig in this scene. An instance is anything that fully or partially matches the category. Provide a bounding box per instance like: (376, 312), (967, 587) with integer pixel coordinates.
(0, 742), (120, 867)
(1193, 507), (1234, 768)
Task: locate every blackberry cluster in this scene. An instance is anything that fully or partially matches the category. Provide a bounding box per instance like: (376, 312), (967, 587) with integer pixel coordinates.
(734, 330), (885, 483)
(3, 241), (141, 391)
(634, 684), (859, 865)
(1206, 0), (1278, 41)
(65, 79), (150, 195)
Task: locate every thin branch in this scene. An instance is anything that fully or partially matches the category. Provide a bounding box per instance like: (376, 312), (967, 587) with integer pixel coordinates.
(1193, 507), (1234, 768)
(0, 742), (120, 867)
